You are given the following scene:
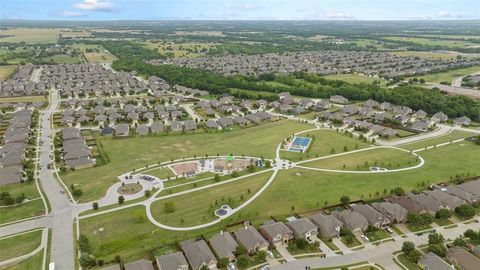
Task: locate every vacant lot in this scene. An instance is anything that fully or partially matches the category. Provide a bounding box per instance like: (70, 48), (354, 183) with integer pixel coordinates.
(1, 249), (44, 270)
(0, 182), (45, 225)
(143, 41), (217, 58)
(0, 96), (47, 103)
(398, 130), (478, 151)
(323, 74), (384, 84)
(42, 54), (82, 64)
(390, 51), (457, 60)
(0, 28), (60, 44)
(301, 147), (419, 171)
(0, 65), (17, 80)
(72, 43), (117, 63)
(61, 120), (311, 202)
(280, 129), (371, 162)
(417, 65), (480, 83)
(383, 36), (477, 49)
(0, 230), (42, 261)
(150, 171), (272, 227)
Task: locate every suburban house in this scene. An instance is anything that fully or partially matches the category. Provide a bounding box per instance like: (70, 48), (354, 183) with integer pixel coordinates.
(329, 95), (349, 104)
(454, 116), (471, 126)
(259, 221), (293, 246)
(406, 192), (444, 214)
(424, 190), (467, 210)
(446, 246), (480, 270)
(351, 204), (391, 229)
(431, 112), (448, 123)
(443, 186), (478, 204)
(209, 231), (238, 262)
(286, 218), (318, 241)
(180, 239), (218, 270)
(235, 225), (269, 254)
(457, 179), (480, 196)
(156, 252), (189, 270)
(115, 123), (130, 137)
(387, 195), (427, 214)
(418, 252), (454, 270)
(371, 202), (408, 224)
(332, 210), (369, 233)
(310, 213), (343, 239)
(124, 259), (155, 270)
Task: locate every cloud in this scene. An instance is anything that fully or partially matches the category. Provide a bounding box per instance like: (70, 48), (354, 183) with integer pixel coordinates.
(59, 10), (86, 17)
(243, 3), (257, 10)
(407, 15), (433, 20)
(437, 10), (469, 18)
(324, 11), (357, 20)
(437, 11), (451, 17)
(73, 0), (116, 12)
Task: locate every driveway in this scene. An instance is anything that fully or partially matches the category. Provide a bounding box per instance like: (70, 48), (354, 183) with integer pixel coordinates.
(276, 245), (296, 262)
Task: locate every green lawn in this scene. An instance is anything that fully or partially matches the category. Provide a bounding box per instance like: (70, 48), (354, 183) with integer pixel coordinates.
(0, 65), (17, 80)
(383, 36), (477, 49)
(0, 199), (45, 225)
(433, 218), (453, 227)
(0, 250), (44, 270)
(280, 129), (371, 162)
(142, 167), (175, 180)
(42, 54), (82, 64)
(398, 130), (478, 151)
(0, 182), (41, 203)
(71, 43), (117, 63)
(417, 65), (480, 83)
(390, 51), (457, 60)
(406, 223), (432, 232)
(0, 96), (46, 104)
(161, 172), (216, 188)
(0, 230), (42, 261)
(364, 229), (391, 242)
(323, 74), (384, 84)
(340, 235), (362, 248)
(150, 171), (272, 227)
(61, 120), (311, 202)
(301, 147), (419, 171)
(396, 253), (418, 270)
(0, 28), (60, 43)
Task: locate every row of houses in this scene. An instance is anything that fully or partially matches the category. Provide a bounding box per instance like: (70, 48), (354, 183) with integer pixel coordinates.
(418, 246), (480, 270)
(0, 64), (46, 97)
(0, 109), (33, 185)
(61, 128), (95, 170)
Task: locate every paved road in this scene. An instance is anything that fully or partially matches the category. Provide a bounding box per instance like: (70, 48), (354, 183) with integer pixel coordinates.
(180, 103), (203, 122)
(376, 125), (452, 146)
(452, 71), (480, 87)
(37, 88), (75, 269)
(424, 83), (480, 99)
(0, 217), (51, 237)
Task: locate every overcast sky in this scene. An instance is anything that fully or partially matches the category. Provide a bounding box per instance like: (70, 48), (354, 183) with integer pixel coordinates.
(1, 0), (479, 20)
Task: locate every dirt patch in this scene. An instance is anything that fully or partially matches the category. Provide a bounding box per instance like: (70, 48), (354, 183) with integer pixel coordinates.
(117, 183), (142, 195)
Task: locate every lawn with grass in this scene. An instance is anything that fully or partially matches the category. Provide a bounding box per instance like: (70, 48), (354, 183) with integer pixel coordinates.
(0, 65), (17, 80)
(150, 171), (272, 227)
(0, 199), (45, 225)
(301, 147), (419, 171)
(0, 230), (42, 261)
(433, 218), (453, 227)
(383, 36), (477, 49)
(0, 96), (46, 104)
(61, 119), (310, 202)
(0, 249), (44, 270)
(417, 65), (480, 83)
(143, 41), (217, 58)
(398, 130), (478, 151)
(161, 172), (216, 188)
(364, 229), (391, 242)
(42, 54), (82, 64)
(406, 223), (432, 232)
(280, 129), (371, 162)
(396, 253), (418, 270)
(141, 167), (175, 180)
(340, 235), (362, 248)
(72, 43), (117, 63)
(323, 74), (384, 84)
(0, 28), (60, 43)
(0, 182), (41, 203)
(390, 51), (457, 60)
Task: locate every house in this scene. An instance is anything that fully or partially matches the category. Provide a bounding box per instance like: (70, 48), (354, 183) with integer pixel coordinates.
(432, 112), (448, 123)
(424, 190), (466, 210)
(332, 210), (369, 233)
(314, 100), (329, 111)
(457, 179), (480, 196)
(351, 204), (390, 229)
(387, 195), (427, 214)
(418, 252), (454, 270)
(232, 116), (249, 126)
(235, 225), (269, 254)
(446, 246), (480, 270)
(330, 95), (349, 104)
(286, 218), (318, 241)
(341, 105), (359, 116)
(65, 157), (95, 170)
(412, 110), (427, 120)
(181, 239), (217, 270)
(115, 124), (130, 137)
(156, 252), (188, 270)
(136, 124), (149, 135)
(0, 166), (23, 185)
(371, 202), (408, 223)
(170, 121), (183, 132)
(205, 120), (221, 130)
(124, 259), (155, 270)
(443, 186), (478, 204)
(412, 119), (430, 132)
(259, 222), (293, 246)
(184, 120), (197, 131)
(364, 99), (379, 108)
(406, 192), (443, 214)
(454, 116), (471, 127)
(150, 121), (164, 134)
(217, 117), (234, 129)
(100, 264), (121, 270)
(209, 231), (238, 262)
(310, 213), (343, 239)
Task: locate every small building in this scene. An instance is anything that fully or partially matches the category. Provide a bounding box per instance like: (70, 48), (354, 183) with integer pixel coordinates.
(371, 202), (408, 224)
(115, 124), (130, 137)
(156, 252), (189, 270)
(332, 210), (369, 233)
(418, 252), (454, 270)
(235, 225), (268, 254)
(124, 259), (155, 270)
(285, 218), (318, 241)
(432, 112), (448, 123)
(209, 231), (238, 262)
(329, 95), (349, 104)
(259, 222), (293, 246)
(446, 246), (480, 270)
(351, 204), (390, 229)
(310, 213), (343, 239)
(454, 116), (471, 127)
(181, 239), (217, 270)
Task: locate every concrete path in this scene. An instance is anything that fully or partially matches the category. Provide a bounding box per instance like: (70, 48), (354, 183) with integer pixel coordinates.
(0, 228), (48, 268)
(376, 125), (452, 146)
(452, 71), (480, 87)
(276, 245), (296, 262)
(0, 217), (51, 237)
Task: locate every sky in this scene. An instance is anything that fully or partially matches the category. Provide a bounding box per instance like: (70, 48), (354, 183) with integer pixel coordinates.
(1, 0), (479, 21)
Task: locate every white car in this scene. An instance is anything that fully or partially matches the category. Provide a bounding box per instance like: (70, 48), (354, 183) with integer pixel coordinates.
(361, 235), (370, 242)
(385, 227), (393, 234)
(267, 250), (274, 258)
(227, 263), (237, 270)
(261, 266), (270, 270)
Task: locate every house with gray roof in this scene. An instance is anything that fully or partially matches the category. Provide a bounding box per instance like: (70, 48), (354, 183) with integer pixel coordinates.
(115, 124), (130, 137)
(424, 190), (467, 210)
(432, 112), (448, 123)
(217, 117), (233, 129)
(407, 192), (443, 214)
(412, 119), (430, 132)
(443, 186), (478, 204)
(205, 120), (221, 130)
(259, 222), (293, 246)
(184, 120), (197, 131)
(351, 204), (390, 229)
(170, 121), (183, 132)
(136, 124), (149, 136)
(150, 121), (164, 134)
(371, 202), (408, 224)
(0, 166), (23, 185)
(332, 210), (369, 233)
(446, 246), (480, 270)
(235, 225), (268, 254)
(330, 95), (348, 104)
(156, 252), (188, 270)
(181, 239), (217, 270)
(387, 195), (427, 214)
(232, 116), (249, 126)
(209, 231), (238, 262)
(418, 252), (454, 270)
(124, 259), (154, 270)
(286, 218), (318, 241)
(457, 179), (480, 196)
(310, 213), (343, 239)
(454, 116), (471, 127)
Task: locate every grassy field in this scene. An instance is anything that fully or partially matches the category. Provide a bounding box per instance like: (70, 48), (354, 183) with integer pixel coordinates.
(71, 43), (117, 63)
(0, 230), (42, 261)
(390, 51), (457, 60)
(143, 41), (217, 58)
(0, 65), (17, 80)
(42, 54), (82, 64)
(0, 28), (60, 44)
(301, 147), (419, 171)
(383, 36), (478, 49)
(142, 167), (175, 180)
(417, 65), (480, 83)
(0, 96), (46, 103)
(61, 120), (311, 202)
(0, 250), (44, 270)
(396, 253), (417, 270)
(150, 171), (272, 227)
(280, 129), (371, 162)
(0, 182), (45, 224)
(323, 74), (384, 84)
(398, 130), (478, 151)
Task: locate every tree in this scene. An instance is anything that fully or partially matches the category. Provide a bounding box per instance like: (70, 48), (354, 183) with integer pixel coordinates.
(455, 204), (476, 219)
(78, 235), (92, 253)
(118, 195), (125, 204)
(217, 258), (229, 269)
(453, 237), (465, 247)
(295, 238), (308, 249)
(236, 255), (249, 267)
(144, 190), (151, 197)
(164, 202), (175, 213)
(392, 187), (405, 196)
(402, 241), (415, 254)
(3, 196), (14, 205)
(92, 202), (99, 210)
(435, 209), (452, 220)
(79, 253), (96, 268)
(257, 250), (267, 261)
(407, 249), (422, 263)
(428, 243), (447, 257)
(265, 160), (272, 168)
(214, 174), (220, 182)
(235, 245), (247, 256)
(428, 233), (444, 245)
(340, 195), (350, 206)
(72, 189), (83, 197)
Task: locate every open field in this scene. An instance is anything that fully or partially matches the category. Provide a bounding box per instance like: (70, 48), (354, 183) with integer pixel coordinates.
(0, 199), (45, 225)
(143, 41), (217, 58)
(0, 182), (41, 203)
(398, 130), (478, 151)
(417, 65), (480, 83)
(0, 65), (17, 80)
(390, 51), (457, 60)
(301, 147), (419, 171)
(61, 120), (311, 202)
(383, 36), (478, 48)
(323, 74), (384, 84)
(71, 43), (117, 63)
(0, 96), (47, 103)
(0, 230), (42, 261)
(0, 249), (44, 270)
(150, 171), (272, 227)
(280, 129), (371, 162)
(42, 54), (82, 64)
(0, 28), (60, 44)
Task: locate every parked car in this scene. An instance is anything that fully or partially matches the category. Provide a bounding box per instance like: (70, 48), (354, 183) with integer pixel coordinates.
(385, 227), (393, 234)
(361, 235), (370, 242)
(227, 263), (238, 270)
(267, 250), (274, 258)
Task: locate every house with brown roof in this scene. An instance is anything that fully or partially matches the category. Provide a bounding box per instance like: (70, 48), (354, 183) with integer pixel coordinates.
(310, 214), (343, 239)
(259, 221), (293, 246)
(180, 239), (217, 270)
(286, 218), (318, 242)
(209, 231), (238, 262)
(446, 246), (480, 270)
(156, 252), (188, 270)
(235, 225), (268, 254)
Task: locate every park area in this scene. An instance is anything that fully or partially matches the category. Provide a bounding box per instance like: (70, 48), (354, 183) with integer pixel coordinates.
(71, 43), (118, 63)
(416, 65), (480, 83)
(0, 182), (45, 225)
(0, 229), (42, 262)
(0, 28), (60, 43)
